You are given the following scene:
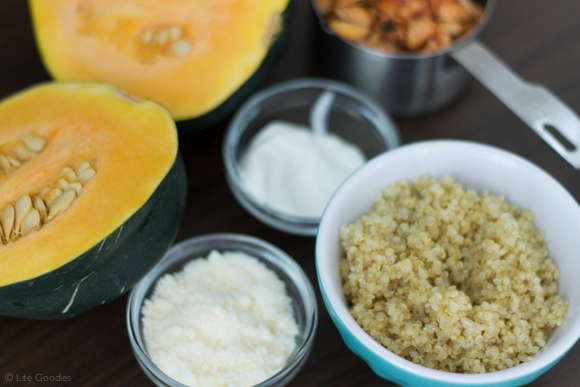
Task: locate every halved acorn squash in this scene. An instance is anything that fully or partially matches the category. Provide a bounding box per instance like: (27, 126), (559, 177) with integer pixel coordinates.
(28, 0), (292, 128)
(0, 82), (187, 319)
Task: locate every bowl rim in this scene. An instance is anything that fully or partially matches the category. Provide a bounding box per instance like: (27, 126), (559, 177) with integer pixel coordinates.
(316, 139), (580, 384)
(222, 77), (401, 236)
(127, 233), (319, 387)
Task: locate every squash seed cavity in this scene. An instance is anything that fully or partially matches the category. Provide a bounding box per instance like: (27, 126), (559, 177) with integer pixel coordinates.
(137, 25), (192, 62)
(0, 134), (47, 178)
(74, 2), (191, 63)
(0, 161), (96, 244)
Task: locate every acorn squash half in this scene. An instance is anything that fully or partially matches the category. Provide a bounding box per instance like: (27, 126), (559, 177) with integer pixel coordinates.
(28, 0), (292, 129)
(0, 82), (187, 319)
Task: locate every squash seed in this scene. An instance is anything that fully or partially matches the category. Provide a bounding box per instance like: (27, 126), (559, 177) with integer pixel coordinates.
(155, 30), (170, 45)
(15, 145), (33, 161)
(60, 167), (77, 182)
(47, 190), (76, 221)
(77, 168), (96, 184)
(21, 134), (47, 152)
(172, 39), (191, 56)
(20, 209), (40, 237)
(14, 194), (32, 234)
(57, 178), (70, 190)
(167, 26), (182, 41)
(44, 188), (63, 208)
(0, 154), (10, 170)
(33, 197), (47, 222)
(38, 187), (51, 198)
(1, 205), (15, 241)
(6, 155), (20, 167)
(75, 161), (92, 174)
(142, 29), (154, 44)
(33, 197), (46, 211)
(66, 182), (83, 195)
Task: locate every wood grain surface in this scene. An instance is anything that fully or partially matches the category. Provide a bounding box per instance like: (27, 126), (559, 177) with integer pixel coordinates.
(1, 0), (580, 386)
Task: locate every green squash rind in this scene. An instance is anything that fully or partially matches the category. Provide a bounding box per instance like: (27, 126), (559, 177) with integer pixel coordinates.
(0, 153), (187, 319)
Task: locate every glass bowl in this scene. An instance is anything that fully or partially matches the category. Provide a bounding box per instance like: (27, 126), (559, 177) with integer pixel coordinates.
(127, 233), (318, 387)
(223, 77), (400, 236)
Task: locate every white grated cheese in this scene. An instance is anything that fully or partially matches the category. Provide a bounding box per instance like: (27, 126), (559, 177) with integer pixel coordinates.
(141, 250), (299, 387)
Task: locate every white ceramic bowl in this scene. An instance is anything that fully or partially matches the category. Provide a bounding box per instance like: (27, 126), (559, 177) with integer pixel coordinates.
(316, 140), (580, 387)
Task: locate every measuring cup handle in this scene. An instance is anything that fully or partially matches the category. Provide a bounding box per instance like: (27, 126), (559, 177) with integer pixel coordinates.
(451, 40), (580, 169)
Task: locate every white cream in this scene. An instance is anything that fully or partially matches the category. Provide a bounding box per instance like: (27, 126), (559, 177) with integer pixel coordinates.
(239, 120), (366, 218)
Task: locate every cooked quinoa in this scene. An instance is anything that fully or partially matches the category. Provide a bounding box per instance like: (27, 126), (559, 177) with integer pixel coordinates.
(339, 175), (567, 373)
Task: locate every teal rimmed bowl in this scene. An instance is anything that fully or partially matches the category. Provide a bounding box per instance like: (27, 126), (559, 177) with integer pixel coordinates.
(316, 140), (580, 387)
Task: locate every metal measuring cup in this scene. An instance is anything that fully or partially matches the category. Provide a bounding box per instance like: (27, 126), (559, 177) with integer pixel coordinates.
(311, 0), (580, 169)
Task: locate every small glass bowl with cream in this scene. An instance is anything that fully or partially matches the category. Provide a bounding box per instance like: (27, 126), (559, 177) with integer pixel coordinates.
(127, 233), (318, 387)
(223, 77), (400, 236)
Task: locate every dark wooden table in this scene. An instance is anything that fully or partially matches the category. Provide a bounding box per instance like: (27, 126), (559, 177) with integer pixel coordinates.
(1, 1), (580, 386)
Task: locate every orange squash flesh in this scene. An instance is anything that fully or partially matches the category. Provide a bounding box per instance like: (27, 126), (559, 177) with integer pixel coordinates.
(0, 82), (178, 286)
(29, 0), (291, 121)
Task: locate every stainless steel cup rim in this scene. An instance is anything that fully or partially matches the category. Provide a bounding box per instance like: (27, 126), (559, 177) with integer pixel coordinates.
(311, 0), (580, 170)
(311, 0), (497, 60)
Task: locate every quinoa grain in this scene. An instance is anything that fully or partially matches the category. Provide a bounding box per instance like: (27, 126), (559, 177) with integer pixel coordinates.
(340, 175), (567, 373)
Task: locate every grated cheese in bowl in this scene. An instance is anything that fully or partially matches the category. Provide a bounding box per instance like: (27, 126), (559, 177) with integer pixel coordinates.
(141, 250), (299, 387)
